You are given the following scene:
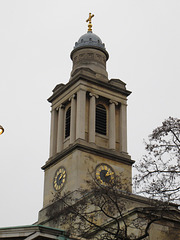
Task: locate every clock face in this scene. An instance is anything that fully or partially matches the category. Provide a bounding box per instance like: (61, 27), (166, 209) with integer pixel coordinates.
(53, 167), (67, 191)
(95, 164), (115, 185)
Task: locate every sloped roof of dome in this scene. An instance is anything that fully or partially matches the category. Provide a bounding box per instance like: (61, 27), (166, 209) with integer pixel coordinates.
(74, 31), (105, 50)
(71, 31), (109, 60)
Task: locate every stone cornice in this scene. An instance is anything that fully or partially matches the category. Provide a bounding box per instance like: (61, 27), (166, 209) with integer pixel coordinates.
(42, 139), (134, 170)
(48, 73), (131, 103)
(0, 225), (68, 238)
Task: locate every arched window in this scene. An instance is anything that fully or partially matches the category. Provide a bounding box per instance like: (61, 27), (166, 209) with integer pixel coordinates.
(96, 104), (106, 135)
(65, 107), (71, 138)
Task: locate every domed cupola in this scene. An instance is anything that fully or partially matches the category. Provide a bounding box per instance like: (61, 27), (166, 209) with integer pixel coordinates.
(70, 13), (109, 82)
(71, 32), (109, 60)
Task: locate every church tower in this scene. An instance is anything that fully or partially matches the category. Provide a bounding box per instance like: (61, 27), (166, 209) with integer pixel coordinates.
(38, 14), (134, 225)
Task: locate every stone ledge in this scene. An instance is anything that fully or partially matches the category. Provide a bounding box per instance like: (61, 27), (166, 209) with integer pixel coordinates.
(0, 224), (69, 239)
(48, 73), (131, 103)
(42, 139), (134, 170)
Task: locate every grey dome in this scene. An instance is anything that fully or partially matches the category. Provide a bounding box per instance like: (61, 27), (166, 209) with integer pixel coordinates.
(71, 31), (109, 60)
(74, 32), (105, 49)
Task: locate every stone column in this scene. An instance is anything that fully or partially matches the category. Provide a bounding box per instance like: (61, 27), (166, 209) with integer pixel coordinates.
(76, 89), (86, 140)
(89, 93), (99, 143)
(109, 100), (118, 150)
(56, 104), (65, 153)
(69, 94), (76, 144)
(49, 108), (58, 157)
(120, 103), (127, 153)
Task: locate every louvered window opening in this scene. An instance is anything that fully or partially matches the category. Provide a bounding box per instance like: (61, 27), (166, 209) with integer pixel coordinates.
(65, 107), (71, 138)
(96, 104), (106, 135)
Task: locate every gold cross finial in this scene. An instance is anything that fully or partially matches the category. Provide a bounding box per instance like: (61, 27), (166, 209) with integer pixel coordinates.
(86, 13), (94, 32)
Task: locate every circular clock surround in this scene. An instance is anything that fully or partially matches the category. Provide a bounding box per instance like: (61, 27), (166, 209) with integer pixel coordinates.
(95, 163), (115, 185)
(53, 167), (67, 191)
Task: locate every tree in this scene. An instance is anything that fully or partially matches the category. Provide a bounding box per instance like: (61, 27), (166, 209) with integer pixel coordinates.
(46, 117), (180, 239)
(135, 117), (180, 205)
(47, 173), (175, 240)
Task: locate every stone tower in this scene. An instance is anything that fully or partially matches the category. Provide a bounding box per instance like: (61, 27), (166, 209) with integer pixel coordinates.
(38, 14), (134, 226)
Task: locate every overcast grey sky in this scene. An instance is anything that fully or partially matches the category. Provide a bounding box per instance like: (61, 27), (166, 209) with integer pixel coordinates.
(0, 0), (179, 227)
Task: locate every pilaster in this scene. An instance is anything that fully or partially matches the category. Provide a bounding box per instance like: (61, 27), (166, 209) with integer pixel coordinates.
(89, 93), (99, 143)
(49, 109), (58, 157)
(120, 103), (127, 153)
(69, 94), (76, 144)
(76, 89), (86, 140)
(56, 104), (65, 153)
(109, 100), (118, 150)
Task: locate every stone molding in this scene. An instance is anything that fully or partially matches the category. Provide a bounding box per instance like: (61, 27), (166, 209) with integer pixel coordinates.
(68, 94), (76, 102)
(89, 92), (99, 98)
(0, 225), (68, 239)
(73, 52), (106, 66)
(42, 139), (134, 170)
(109, 99), (118, 105)
(48, 74), (131, 103)
(56, 104), (65, 111)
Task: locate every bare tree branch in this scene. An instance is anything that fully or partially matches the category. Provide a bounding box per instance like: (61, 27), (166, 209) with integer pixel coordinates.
(135, 117), (180, 205)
